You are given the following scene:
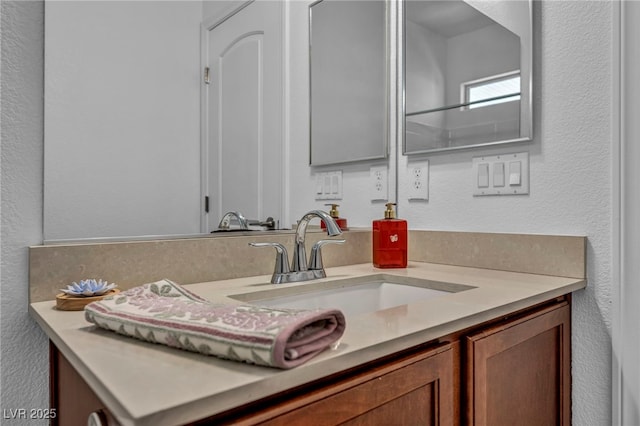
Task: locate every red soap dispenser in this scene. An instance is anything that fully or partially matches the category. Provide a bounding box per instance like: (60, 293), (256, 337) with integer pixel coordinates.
(321, 204), (348, 231)
(372, 203), (407, 268)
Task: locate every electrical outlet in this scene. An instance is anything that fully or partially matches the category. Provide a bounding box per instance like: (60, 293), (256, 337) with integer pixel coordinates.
(370, 166), (388, 201)
(407, 161), (429, 201)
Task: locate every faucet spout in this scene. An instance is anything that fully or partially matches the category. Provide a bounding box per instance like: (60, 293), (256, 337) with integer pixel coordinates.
(218, 211), (249, 231)
(292, 210), (342, 272)
(249, 209), (346, 284)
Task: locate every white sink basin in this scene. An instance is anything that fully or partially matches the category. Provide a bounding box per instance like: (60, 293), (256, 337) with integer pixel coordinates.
(229, 275), (474, 317)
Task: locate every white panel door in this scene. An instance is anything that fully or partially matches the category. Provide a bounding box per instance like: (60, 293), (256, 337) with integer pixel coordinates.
(204, 1), (283, 231)
(616, 1), (640, 424)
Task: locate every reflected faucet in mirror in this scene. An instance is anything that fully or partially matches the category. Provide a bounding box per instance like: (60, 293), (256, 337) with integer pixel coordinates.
(218, 211), (249, 231)
(217, 212), (277, 232)
(250, 210), (345, 284)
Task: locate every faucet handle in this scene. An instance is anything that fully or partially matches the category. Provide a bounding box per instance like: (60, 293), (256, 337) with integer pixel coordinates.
(308, 239), (346, 271)
(249, 242), (290, 274)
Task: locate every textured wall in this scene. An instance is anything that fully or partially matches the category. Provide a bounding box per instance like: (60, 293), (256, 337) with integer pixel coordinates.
(396, 2), (613, 423)
(1, 0), (49, 420)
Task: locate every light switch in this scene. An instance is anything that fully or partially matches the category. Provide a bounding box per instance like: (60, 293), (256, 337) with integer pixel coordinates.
(472, 152), (529, 196)
(493, 162), (505, 187)
(316, 175), (323, 195)
(509, 161), (522, 186)
(331, 174), (339, 194)
(478, 163), (489, 188)
(315, 171), (342, 200)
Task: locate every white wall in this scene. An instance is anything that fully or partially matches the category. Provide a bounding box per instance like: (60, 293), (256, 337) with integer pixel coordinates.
(1, 1), (617, 424)
(44, 1), (202, 241)
(1, 0), (49, 416)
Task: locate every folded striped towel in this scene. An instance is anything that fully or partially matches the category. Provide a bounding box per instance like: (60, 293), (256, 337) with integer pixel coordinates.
(84, 279), (346, 369)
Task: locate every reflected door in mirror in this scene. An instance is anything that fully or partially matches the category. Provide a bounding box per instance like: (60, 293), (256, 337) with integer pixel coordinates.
(205, 1), (284, 231)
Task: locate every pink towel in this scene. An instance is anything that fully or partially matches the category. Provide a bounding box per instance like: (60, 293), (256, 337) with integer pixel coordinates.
(84, 279), (346, 369)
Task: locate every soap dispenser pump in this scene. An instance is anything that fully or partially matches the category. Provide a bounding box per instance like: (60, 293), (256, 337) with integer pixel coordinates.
(321, 203), (348, 231)
(372, 203), (407, 268)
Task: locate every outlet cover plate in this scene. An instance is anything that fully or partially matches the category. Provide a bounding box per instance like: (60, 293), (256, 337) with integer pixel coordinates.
(370, 166), (388, 201)
(407, 161), (429, 201)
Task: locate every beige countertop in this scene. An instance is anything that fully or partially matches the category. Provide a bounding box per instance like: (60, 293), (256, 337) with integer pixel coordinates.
(30, 262), (586, 426)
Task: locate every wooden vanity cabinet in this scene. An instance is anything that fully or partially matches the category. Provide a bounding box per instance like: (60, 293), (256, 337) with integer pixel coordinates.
(50, 298), (571, 426)
(464, 300), (571, 425)
(211, 298), (570, 426)
(209, 342), (458, 426)
(49, 344), (116, 426)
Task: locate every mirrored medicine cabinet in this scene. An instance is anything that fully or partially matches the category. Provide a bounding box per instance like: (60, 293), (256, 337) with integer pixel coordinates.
(308, 0), (390, 166)
(403, 0), (532, 155)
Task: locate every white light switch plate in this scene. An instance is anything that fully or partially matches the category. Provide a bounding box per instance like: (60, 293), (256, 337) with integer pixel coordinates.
(472, 152), (529, 196)
(314, 171), (342, 200)
(370, 166), (388, 201)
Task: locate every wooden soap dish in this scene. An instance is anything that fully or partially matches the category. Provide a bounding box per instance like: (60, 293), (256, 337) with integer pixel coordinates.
(55, 289), (120, 311)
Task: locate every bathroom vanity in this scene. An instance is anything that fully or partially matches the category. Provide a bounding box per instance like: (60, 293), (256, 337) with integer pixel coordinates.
(31, 258), (583, 426)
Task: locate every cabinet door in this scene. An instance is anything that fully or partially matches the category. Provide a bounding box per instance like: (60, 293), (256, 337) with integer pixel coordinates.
(219, 343), (456, 426)
(50, 342), (117, 426)
(465, 302), (571, 426)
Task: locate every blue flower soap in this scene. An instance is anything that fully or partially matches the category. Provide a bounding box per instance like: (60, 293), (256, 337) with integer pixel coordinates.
(60, 279), (117, 297)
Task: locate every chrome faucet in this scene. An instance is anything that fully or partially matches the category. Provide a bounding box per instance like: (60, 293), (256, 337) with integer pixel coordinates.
(218, 211), (249, 231)
(292, 210), (342, 272)
(250, 209), (345, 284)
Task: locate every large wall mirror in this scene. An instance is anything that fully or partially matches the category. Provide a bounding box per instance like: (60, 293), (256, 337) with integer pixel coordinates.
(44, 0), (395, 242)
(403, 0), (532, 155)
(309, 0), (389, 166)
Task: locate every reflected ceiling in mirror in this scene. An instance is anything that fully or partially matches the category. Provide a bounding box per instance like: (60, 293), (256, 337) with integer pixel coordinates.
(403, 0), (532, 155)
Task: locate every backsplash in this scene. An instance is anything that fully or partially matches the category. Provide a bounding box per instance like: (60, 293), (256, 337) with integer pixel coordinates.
(29, 230), (372, 303)
(409, 231), (586, 279)
(29, 230), (586, 303)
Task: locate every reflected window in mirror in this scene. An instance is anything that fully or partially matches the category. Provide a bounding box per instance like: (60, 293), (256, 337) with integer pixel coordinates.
(403, 0), (532, 155)
(462, 70), (520, 110)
